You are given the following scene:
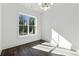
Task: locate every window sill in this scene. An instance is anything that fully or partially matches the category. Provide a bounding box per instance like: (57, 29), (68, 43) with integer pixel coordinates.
(19, 34), (37, 37)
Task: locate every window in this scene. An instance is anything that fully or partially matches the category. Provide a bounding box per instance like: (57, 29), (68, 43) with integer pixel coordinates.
(19, 13), (37, 36)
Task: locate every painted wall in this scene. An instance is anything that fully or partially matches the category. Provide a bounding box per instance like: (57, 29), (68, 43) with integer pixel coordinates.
(41, 3), (79, 49)
(0, 3), (2, 54)
(2, 3), (41, 49)
(1, 3), (79, 50)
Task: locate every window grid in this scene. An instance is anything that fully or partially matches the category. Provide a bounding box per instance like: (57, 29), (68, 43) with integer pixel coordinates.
(19, 13), (37, 36)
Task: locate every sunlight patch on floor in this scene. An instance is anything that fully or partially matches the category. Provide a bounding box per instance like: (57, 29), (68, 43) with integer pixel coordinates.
(32, 42), (79, 56)
(51, 47), (79, 56)
(32, 42), (54, 52)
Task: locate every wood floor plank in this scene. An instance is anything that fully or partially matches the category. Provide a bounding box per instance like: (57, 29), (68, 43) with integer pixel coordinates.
(1, 40), (64, 56)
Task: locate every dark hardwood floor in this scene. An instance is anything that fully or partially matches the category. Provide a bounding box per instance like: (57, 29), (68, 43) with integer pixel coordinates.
(1, 40), (64, 56)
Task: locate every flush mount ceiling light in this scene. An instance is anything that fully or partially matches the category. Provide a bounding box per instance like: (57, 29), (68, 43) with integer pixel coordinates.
(39, 3), (53, 11)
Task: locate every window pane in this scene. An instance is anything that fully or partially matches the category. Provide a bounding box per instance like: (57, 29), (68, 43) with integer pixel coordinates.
(19, 14), (29, 26)
(19, 26), (24, 35)
(24, 26), (28, 35)
(23, 15), (29, 26)
(29, 26), (35, 34)
(29, 17), (35, 25)
(19, 26), (28, 35)
(19, 15), (24, 25)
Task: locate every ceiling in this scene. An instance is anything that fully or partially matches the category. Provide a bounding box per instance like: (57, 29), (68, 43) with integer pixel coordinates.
(20, 3), (54, 13)
(21, 3), (44, 13)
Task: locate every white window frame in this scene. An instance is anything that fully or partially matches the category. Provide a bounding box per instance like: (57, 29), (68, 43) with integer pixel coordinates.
(18, 12), (37, 37)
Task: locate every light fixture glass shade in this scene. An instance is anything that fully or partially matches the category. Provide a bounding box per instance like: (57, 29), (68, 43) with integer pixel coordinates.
(40, 6), (50, 11)
(39, 3), (53, 11)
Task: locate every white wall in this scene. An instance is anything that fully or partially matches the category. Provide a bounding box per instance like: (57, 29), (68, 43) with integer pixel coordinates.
(2, 3), (41, 49)
(1, 3), (79, 50)
(41, 3), (79, 49)
(0, 3), (2, 55)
